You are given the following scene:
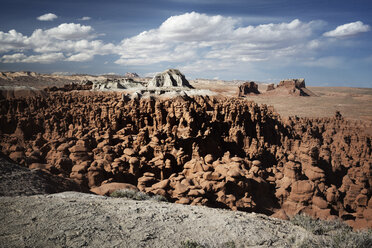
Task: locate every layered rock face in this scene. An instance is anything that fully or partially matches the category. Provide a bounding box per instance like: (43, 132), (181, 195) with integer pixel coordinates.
(148, 69), (193, 88)
(267, 79), (316, 96)
(0, 91), (371, 229)
(238, 82), (260, 97)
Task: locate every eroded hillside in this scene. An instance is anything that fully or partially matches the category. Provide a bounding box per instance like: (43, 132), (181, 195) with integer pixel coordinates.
(0, 91), (371, 229)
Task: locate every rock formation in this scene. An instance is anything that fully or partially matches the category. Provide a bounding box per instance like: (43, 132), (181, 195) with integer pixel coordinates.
(266, 78), (316, 96)
(124, 72), (139, 78)
(44, 82), (92, 92)
(0, 91), (370, 229)
(91, 78), (144, 90)
(266, 84), (275, 91)
(0, 86), (47, 99)
(148, 69), (193, 88)
(238, 81), (260, 97)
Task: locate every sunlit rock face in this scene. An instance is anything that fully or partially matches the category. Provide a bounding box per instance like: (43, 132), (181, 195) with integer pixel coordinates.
(148, 69), (193, 88)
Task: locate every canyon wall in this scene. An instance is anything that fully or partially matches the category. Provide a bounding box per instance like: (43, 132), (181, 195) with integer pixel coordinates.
(0, 91), (371, 228)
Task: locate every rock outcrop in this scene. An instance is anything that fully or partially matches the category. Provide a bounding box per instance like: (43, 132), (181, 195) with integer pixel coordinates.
(0, 86), (47, 100)
(92, 78), (144, 90)
(124, 72), (139, 78)
(44, 82), (93, 92)
(266, 78), (316, 96)
(238, 81), (260, 97)
(148, 69), (193, 88)
(0, 91), (370, 229)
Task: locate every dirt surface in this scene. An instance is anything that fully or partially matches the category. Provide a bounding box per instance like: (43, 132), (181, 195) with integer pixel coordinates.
(0, 191), (323, 248)
(248, 87), (372, 121)
(192, 81), (372, 121)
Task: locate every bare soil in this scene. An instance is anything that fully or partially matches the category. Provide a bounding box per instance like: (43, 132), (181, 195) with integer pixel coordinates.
(192, 81), (372, 121)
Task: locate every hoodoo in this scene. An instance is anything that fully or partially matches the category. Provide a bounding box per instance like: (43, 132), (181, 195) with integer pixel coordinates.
(0, 92), (371, 229)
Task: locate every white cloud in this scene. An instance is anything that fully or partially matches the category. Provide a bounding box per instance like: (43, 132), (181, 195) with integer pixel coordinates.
(302, 56), (344, 68)
(65, 52), (94, 62)
(0, 29), (28, 52)
(44, 23), (95, 40)
(115, 12), (323, 67)
(0, 22), (116, 63)
(1, 53), (64, 63)
(0, 53), (27, 63)
(323, 21), (370, 38)
(37, 13), (58, 21)
(79, 16), (91, 21)
(158, 12), (236, 42)
(0, 11), (362, 73)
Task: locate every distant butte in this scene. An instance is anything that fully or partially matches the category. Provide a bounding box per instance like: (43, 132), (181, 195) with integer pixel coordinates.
(148, 69), (193, 88)
(265, 78), (317, 96)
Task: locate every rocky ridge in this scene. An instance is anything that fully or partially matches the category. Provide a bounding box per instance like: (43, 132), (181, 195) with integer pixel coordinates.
(0, 91), (371, 229)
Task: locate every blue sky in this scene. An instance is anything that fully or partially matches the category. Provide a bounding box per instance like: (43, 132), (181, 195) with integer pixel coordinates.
(0, 0), (371, 87)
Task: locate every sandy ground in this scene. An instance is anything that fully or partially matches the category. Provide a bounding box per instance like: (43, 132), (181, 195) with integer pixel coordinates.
(191, 81), (372, 122)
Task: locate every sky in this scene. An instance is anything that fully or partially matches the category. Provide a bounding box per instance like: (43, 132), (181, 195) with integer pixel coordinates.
(0, 0), (372, 87)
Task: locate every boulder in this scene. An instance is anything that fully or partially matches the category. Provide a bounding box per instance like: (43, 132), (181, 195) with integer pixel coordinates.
(90, 182), (138, 196)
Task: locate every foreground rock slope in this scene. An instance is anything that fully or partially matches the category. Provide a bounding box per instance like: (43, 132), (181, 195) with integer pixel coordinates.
(0, 192), (343, 247)
(0, 91), (371, 229)
(0, 154), (82, 196)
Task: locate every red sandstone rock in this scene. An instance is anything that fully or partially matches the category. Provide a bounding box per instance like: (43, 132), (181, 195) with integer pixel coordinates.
(238, 82), (260, 97)
(90, 182), (138, 196)
(265, 78), (316, 96)
(0, 91), (371, 229)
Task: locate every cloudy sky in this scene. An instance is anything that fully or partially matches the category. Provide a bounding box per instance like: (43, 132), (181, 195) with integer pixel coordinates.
(0, 0), (371, 87)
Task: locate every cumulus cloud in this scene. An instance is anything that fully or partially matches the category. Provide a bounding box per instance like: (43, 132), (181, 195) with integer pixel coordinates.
(79, 16), (91, 21)
(0, 30), (28, 52)
(115, 12), (323, 66)
(302, 56), (344, 68)
(1, 11), (363, 71)
(45, 23), (95, 40)
(323, 21), (370, 38)
(65, 53), (94, 62)
(1, 53), (65, 63)
(0, 22), (116, 63)
(37, 13), (58, 21)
